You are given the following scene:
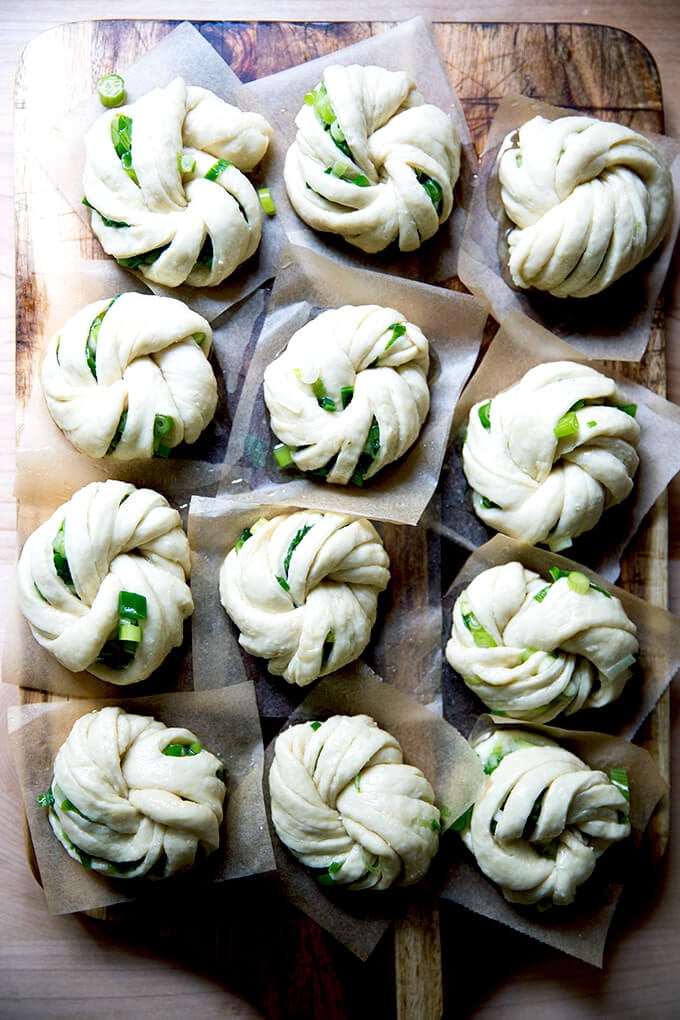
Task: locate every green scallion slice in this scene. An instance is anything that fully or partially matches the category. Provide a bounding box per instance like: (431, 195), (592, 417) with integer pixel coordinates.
(205, 159), (232, 181)
(609, 767), (630, 802)
(618, 403), (637, 418)
(258, 186), (276, 215)
(450, 805), (473, 832)
(163, 742), (201, 757)
(385, 322), (406, 351)
(38, 789), (55, 808)
(478, 401), (492, 430)
(97, 73), (126, 108)
(554, 411), (580, 438)
(340, 386), (354, 408)
(178, 152), (196, 175)
(118, 590), (147, 621)
(235, 527), (253, 553)
(567, 571), (591, 595)
(273, 444), (295, 469)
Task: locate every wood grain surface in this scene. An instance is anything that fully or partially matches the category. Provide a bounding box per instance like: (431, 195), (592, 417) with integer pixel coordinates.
(4, 10), (680, 1020)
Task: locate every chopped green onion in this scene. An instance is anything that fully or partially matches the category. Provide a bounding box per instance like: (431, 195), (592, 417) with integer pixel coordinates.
(153, 414), (174, 438)
(258, 186), (276, 215)
(85, 296), (119, 379)
(178, 152), (196, 175)
(119, 591), (147, 620)
(235, 527), (253, 552)
(82, 196), (129, 228)
(309, 721), (322, 731)
(205, 159), (231, 181)
(480, 495), (500, 510)
(329, 118), (345, 144)
(478, 401), (492, 430)
(277, 575), (291, 592)
(154, 442), (171, 459)
(37, 789), (55, 808)
(273, 443), (295, 469)
(354, 772), (361, 793)
(461, 601), (497, 648)
(569, 400), (585, 412)
(609, 767), (630, 802)
(618, 403), (637, 418)
(515, 153), (523, 167)
(520, 648), (537, 663)
(192, 331), (206, 345)
(352, 174), (371, 187)
(548, 567), (569, 582)
(415, 170), (443, 214)
(97, 73), (127, 108)
(106, 409), (128, 455)
(111, 114), (137, 184)
(567, 571), (591, 595)
(118, 622), (142, 643)
(163, 742), (201, 757)
(554, 411), (580, 438)
(450, 805), (473, 831)
(385, 322), (406, 351)
(319, 396), (336, 412)
(53, 521), (76, 593)
(283, 524), (314, 578)
(587, 420), (597, 428)
(533, 585), (551, 603)
(340, 386), (354, 409)
(117, 245), (168, 269)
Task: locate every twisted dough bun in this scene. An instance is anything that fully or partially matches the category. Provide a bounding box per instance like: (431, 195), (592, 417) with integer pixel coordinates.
(497, 114), (673, 297)
(269, 714), (440, 889)
(284, 64), (460, 253)
(445, 561), (638, 723)
(83, 77), (272, 287)
(219, 510), (390, 687)
(459, 726), (631, 907)
(462, 361), (641, 549)
(17, 480), (193, 685)
(263, 305), (430, 484)
(46, 707), (226, 879)
(41, 292), (217, 460)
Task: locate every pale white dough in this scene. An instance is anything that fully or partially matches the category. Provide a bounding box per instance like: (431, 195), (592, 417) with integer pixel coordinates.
(46, 706), (226, 878)
(445, 560), (638, 722)
(219, 510), (390, 687)
(263, 304), (430, 484)
(16, 479), (193, 685)
(462, 361), (641, 549)
(41, 292), (217, 459)
(284, 64), (460, 253)
(269, 714), (440, 889)
(458, 725), (631, 907)
(83, 77), (272, 287)
(497, 114), (673, 297)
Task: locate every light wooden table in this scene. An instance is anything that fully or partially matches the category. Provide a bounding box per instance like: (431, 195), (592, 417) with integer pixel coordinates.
(2, 3), (679, 1018)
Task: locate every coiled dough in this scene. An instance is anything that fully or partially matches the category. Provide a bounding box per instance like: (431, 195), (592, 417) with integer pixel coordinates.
(459, 726), (631, 907)
(269, 714), (440, 889)
(219, 510), (390, 687)
(83, 77), (272, 287)
(46, 706), (226, 879)
(462, 361), (641, 549)
(284, 64), (460, 253)
(497, 114), (673, 297)
(17, 479), (193, 685)
(41, 292), (217, 459)
(263, 305), (430, 484)
(445, 561), (638, 723)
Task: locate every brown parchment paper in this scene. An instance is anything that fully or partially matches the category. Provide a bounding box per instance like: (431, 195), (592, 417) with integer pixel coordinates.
(458, 94), (680, 360)
(188, 489), (444, 720)
(37, 21), (283, 320)
(261, 664), (485, 960)
(441, 535), (680, 742)
(432, 309), (680, 581)
(439, 714), (668, 967)
(241, 16), (476, 285)
(220, 242), (488, 526)
(15, 261), (273, 509)
(7, 684), (275, 915)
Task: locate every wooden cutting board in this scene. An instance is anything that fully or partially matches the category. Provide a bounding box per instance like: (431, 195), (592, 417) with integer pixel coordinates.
(14, 21), (670, 1020)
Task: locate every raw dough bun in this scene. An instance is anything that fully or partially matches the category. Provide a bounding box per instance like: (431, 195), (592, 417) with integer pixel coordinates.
(46, 706), (226, 878)
(17, 479), (193, 685)
(497, 114), (673, 297)
(83, 77), (272, 287)
(284, 64), (460, 253)
(462, 361), (640, 549)
(219, 510), (390, 687)
(459, 726), (631, 906)
(263, 304), (430, 484)
(445, 561), (638, 722)
(41, 292), (217, 459)
(269, 714), (439, 889)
